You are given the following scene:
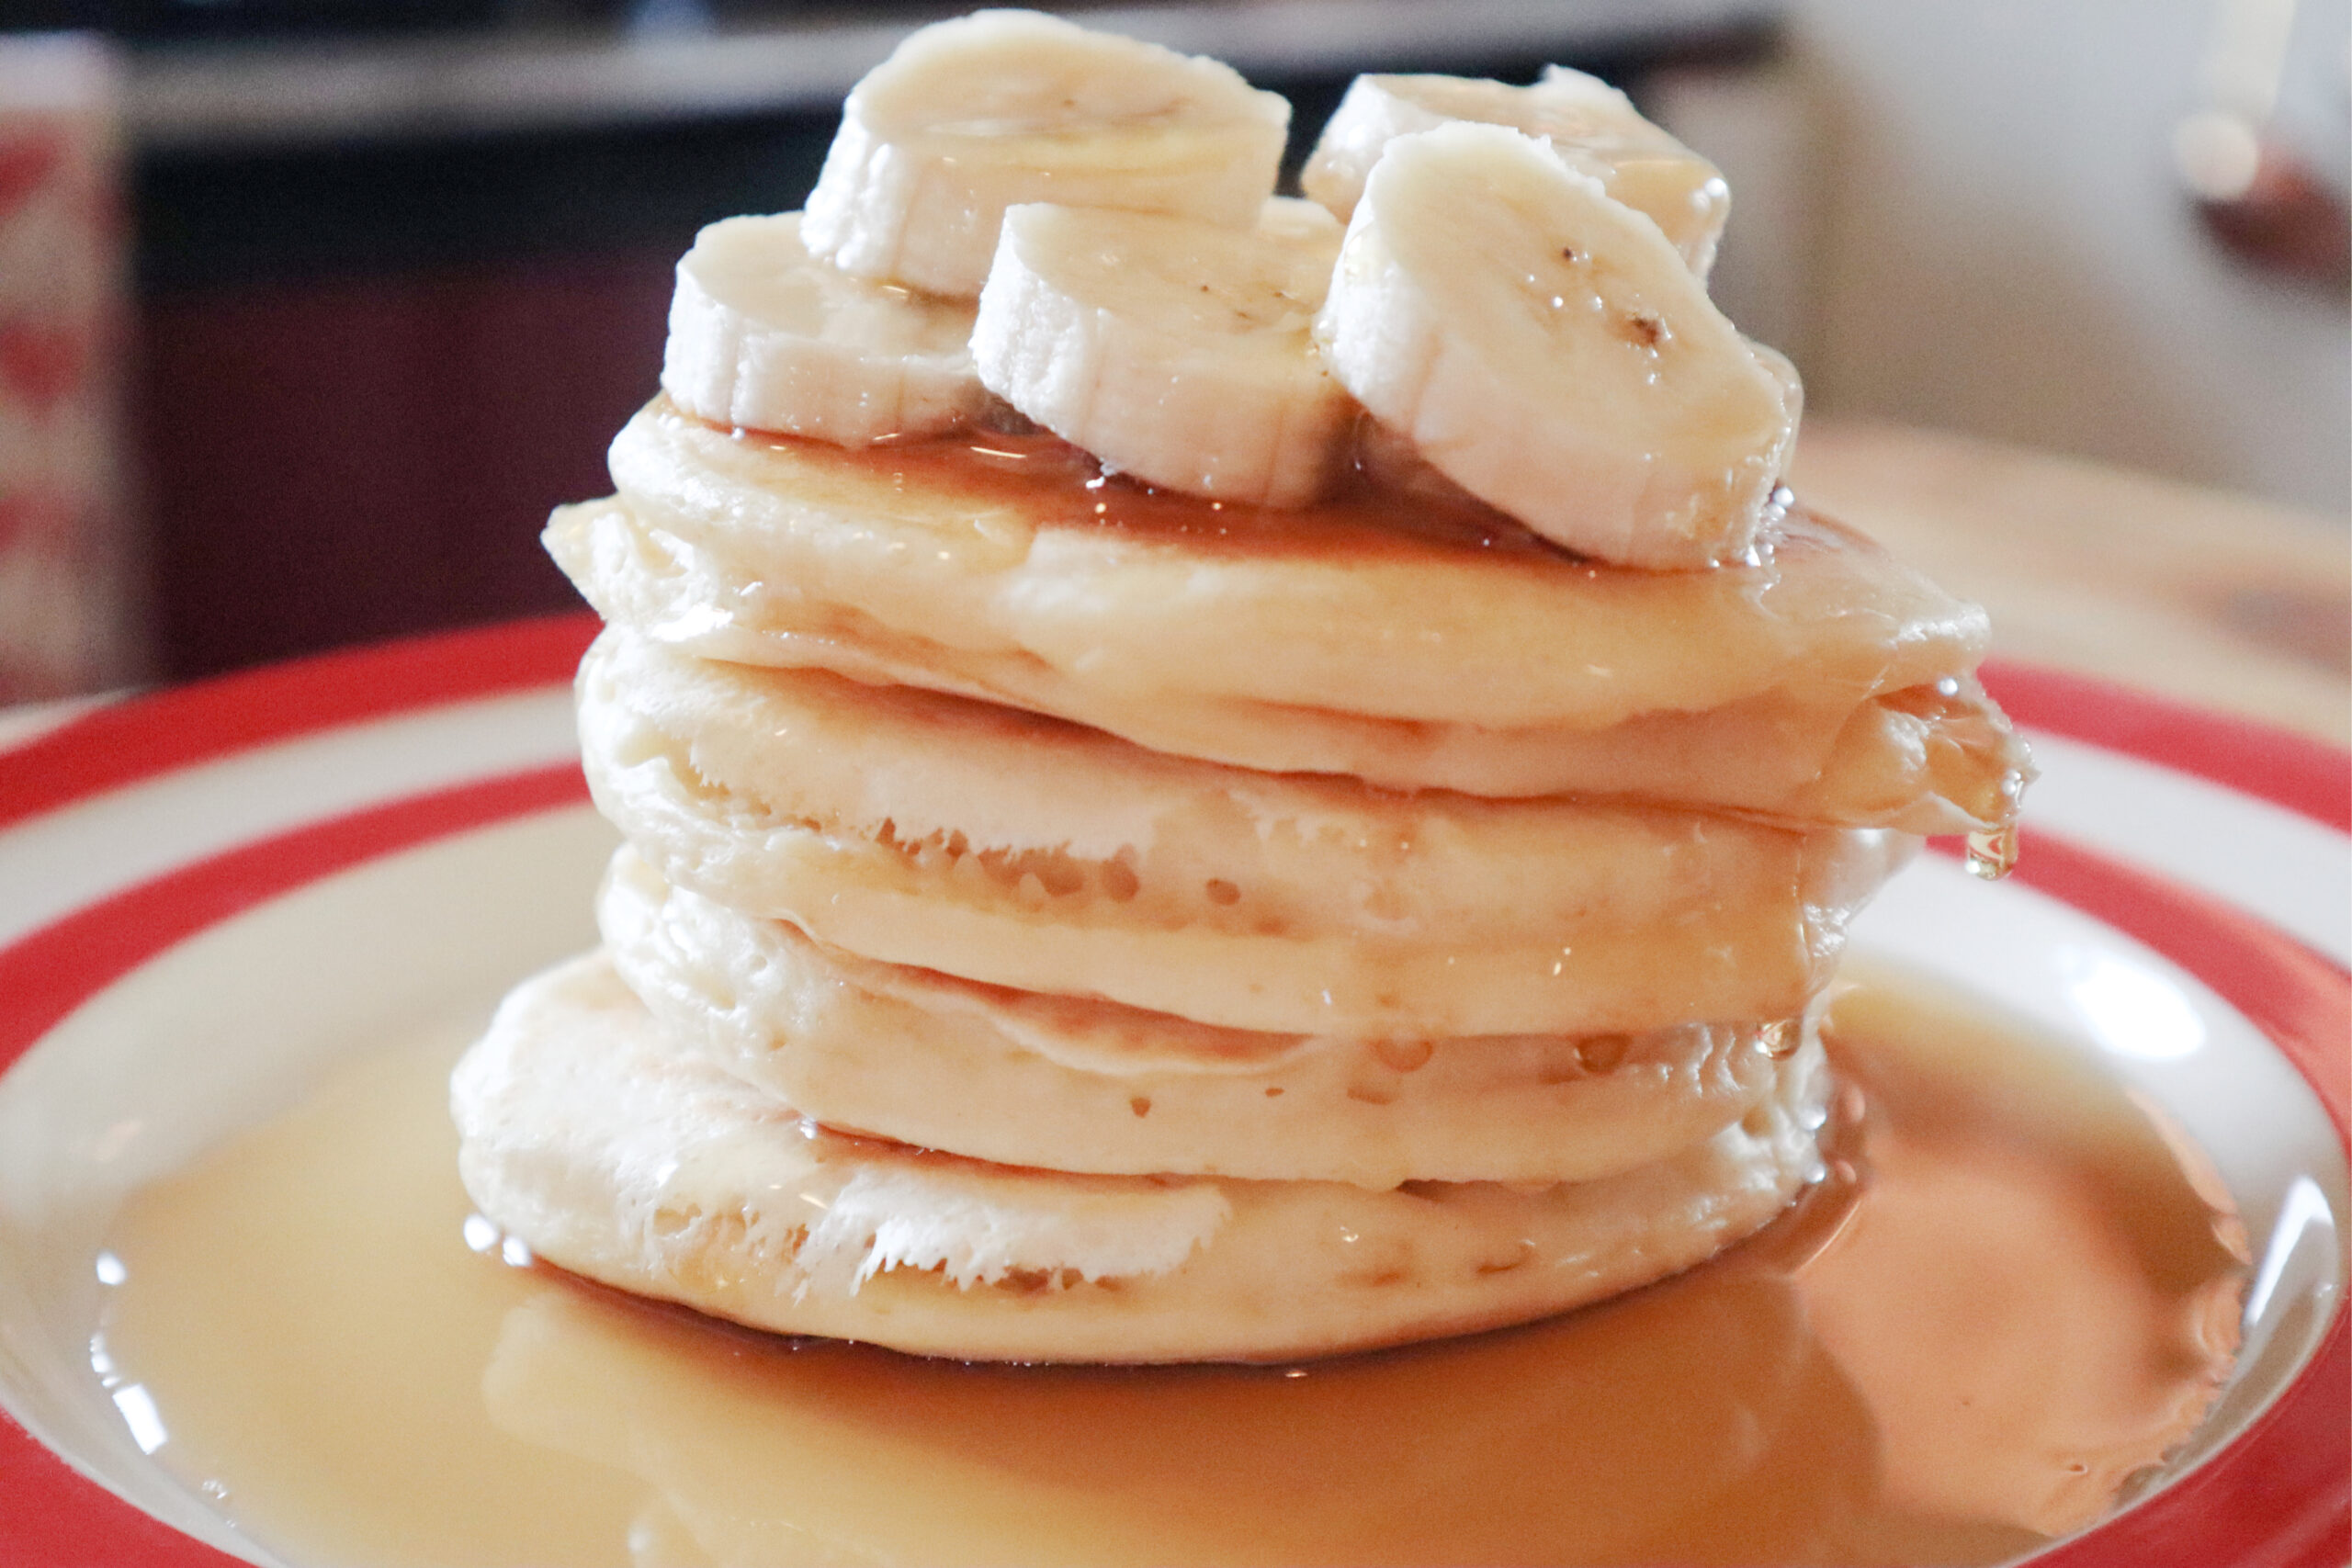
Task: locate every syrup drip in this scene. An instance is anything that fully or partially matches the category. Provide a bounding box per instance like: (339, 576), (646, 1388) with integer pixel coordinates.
(1967, 820), (2022, 881)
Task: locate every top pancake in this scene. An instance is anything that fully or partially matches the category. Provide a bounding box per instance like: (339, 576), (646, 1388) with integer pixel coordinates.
(554, 398), (2030, 830)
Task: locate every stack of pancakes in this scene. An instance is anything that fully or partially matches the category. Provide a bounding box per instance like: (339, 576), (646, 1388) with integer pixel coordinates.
(452, 13), (2030, 1364)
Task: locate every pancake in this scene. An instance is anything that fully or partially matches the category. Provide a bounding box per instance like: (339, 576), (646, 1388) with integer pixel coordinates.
(577, 628), (1911, 1036)
(599, 845), (1802, 1189)
(545, 399), (2031, 829)
(450, 952), (1832, 1364)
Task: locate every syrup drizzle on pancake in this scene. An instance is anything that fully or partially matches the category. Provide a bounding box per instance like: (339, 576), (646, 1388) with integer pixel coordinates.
(726, 413), (1875, 582)
(770, 419), (1568, 559)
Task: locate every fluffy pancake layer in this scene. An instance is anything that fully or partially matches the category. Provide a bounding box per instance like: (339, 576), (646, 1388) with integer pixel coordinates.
(547, 399), (2031, 830)
(600, 845), (1800, 1189)
(451, 953), (1832, 1363)
(579, 628), (1910, 1036)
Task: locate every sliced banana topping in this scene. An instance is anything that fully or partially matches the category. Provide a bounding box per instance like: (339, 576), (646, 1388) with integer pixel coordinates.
(801, 8), (1290, 299)
(972, 197), (1352, 507)
(1302, 70), (1731, 276)
(1314, 121), (1796, 570)
(659, 213), (989, 445)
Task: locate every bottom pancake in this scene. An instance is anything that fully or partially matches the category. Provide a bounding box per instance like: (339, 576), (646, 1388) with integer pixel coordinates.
(451, 953), (1832, 1363)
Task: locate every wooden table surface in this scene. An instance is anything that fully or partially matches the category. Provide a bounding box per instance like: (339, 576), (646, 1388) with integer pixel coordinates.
(1794, 419), (2352, 748)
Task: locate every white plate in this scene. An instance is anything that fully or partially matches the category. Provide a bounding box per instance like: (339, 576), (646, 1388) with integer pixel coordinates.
(0, 618), (2344, 1567)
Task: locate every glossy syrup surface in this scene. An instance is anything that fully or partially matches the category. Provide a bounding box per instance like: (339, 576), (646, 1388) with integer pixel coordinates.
(772, 419), (1568, 561)
(89, 975), (2245, 1568)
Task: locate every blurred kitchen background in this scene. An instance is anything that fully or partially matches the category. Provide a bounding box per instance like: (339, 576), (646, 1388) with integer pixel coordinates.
(0, 0), (2345, 700)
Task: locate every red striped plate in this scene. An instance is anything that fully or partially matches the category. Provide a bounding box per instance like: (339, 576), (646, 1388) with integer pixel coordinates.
(0, 617), (2342, 1567)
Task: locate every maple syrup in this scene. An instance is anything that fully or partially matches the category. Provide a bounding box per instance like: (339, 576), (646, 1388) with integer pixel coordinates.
(86, 969), (2244, 1567)
(1966, 819), (2022, 881)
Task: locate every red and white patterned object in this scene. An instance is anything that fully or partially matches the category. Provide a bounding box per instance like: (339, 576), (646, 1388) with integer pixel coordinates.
(0, 33), (134, 705)
(0, 627), (2341, 1566)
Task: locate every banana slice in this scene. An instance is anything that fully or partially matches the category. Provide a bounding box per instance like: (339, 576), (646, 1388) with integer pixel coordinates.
(1302, 70), (1730, 276)
(1314, 121), (1795, 570)
(801, 9), (1290, 299)
(659, 213), (988, 444)
(971, 197), (1351, 507)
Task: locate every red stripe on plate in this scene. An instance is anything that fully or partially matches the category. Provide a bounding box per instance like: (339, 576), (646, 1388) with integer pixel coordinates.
(1981, 659), (2352, 835)
(0, 762), (589, 1568)
(0, 613), (598, 836)
(0, 1419), (234, 1568)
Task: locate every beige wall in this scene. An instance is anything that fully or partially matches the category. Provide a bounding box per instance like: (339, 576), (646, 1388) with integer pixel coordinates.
(1663, 0), (2348, 515)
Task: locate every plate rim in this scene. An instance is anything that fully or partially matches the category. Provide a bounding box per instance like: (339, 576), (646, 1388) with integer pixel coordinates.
(0, 616), (2345, 1568)
(0, 613), (599, 839)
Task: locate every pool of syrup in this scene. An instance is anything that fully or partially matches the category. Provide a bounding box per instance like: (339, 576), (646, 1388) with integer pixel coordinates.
(88, 974), (2245, 1568)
